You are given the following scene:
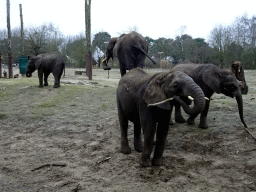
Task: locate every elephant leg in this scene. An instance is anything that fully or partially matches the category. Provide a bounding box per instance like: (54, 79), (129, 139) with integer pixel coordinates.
(175, 101), (186, 123)
(53, 70), (62, 88)
(134, 121), (143, 152)
(139, 109), (156, 167)
(152, 113), (170, 166)
(57, 70), (63, 87)
(140, 122), (156, 167)
(199, 99), (210, 129)
(117, 99), (131, 154)
(44, 72), (50, 86)
(38, 71), (44, 87)
(120, 64), (126, 77)
(169, 102), (174, 125)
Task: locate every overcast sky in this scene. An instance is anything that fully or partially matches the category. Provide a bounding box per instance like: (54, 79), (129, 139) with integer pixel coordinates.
(0, 0), (255, 41)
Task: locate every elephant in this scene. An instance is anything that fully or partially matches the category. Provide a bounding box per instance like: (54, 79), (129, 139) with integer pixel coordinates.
(103, 31), (156, 76)
(171, 63), (247, 129)
(26, 53), (65, 88)
(117, 68), (206, 167)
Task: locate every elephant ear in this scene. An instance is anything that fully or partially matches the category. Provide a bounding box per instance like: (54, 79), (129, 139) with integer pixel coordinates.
(34, 57), (42, 69)
(202, 66), (221, 93)
(143, 76), (171, 110)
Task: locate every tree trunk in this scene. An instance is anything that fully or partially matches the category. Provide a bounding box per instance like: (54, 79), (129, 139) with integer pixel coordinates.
(19, 4), (25, 56)
(7, 0), (13, 78)
(85, 0), (92, 80)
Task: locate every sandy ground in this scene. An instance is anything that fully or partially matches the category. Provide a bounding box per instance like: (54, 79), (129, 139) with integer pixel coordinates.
(0, 67), (255, 191)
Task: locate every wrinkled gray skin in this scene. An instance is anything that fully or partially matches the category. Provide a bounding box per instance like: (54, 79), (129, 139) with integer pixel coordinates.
(171, 63), (247, 128)
(117, 68), (205, 167)
(103, 31), (156, 76)
(26, 53), (65, 88)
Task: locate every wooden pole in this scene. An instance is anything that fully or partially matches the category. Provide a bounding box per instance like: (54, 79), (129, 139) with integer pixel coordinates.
(19, 4), (24, 56)
(85, 0), (92, 80)
(7, 0), (13, 78)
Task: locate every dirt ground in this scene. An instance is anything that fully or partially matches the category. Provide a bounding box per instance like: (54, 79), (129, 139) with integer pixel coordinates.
(0, 67), (256, 191)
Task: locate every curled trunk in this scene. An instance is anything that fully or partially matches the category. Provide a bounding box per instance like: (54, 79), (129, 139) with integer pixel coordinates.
(175, 81), (205, 115)
(236, 94), (247, 128)
(103, 59), (111, 70)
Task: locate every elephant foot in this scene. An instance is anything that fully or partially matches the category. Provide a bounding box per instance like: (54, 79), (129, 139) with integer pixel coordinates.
(44, 83), (48, 86)
(134, 140), (143, 152)
(199, 122), (209, 129)
(175, 115), (186, 123)
(140, 157), (151, 167)
(187, 118), (195, 125)
(53, 84), (60, 88)
(38, 85), (44, 88)
(120, 145), (131, 154)
(152, 157), (164, 166)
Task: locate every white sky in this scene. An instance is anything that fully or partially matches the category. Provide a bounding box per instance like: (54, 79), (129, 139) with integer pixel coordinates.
(0, 0), (255, 41)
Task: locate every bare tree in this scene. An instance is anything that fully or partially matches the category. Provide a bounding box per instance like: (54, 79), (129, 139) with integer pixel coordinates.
(26, 25), (47, 55)
(25, 23), (63, 55)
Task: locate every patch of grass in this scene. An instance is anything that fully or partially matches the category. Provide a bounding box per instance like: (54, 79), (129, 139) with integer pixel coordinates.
(38, 101), (56, 108)
(0, 114), (7, 119)
(0, 75), (118, 123)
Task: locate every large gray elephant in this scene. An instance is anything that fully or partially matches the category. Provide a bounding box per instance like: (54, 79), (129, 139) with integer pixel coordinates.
(103, 31), (156, 76)
(26, 53), (65, 88)
(117, 68), (205, 167)
(171, 63), (247, 128)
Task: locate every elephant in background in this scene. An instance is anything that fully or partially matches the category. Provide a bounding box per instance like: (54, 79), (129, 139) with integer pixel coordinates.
(26, 53), (65, 88)
(117, 68), (205, 167)
(103, 31), (156, 76)
(171, 63), (247, 128)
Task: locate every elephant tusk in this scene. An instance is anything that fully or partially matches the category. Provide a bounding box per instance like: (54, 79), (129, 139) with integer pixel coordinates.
(102, 57), (107, 62)
(188, 96), (194, 101)
(147, 97), (173, 107)
(189, 95), (209, 101)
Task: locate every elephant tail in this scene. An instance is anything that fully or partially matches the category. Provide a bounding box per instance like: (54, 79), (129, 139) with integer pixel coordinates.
(134, 45), (156, 65)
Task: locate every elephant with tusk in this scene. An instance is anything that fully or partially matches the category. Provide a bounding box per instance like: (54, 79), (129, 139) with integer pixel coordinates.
(117, 68), (205, 167)
(103, 31), (156, 76)
(171, 63), (247, 128)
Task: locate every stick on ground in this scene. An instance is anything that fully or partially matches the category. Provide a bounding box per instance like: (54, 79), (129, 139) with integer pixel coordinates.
(31, 163), (67, 172)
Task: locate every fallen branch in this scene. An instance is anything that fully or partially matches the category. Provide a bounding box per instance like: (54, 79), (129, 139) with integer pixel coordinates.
(31, 163), (67, 172)
(96, 157), (111, 165)
(242, 124), (256, 141)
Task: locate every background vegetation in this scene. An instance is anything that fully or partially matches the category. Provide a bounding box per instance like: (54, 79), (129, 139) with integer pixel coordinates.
(1, 14), (256, 69)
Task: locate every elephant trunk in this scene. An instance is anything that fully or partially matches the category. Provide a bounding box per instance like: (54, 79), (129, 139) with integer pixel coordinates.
(103, 59), (111, 70)
(176, 80), (205, 115)
(26, 71), (32, 77)
(236, 94), (247, 128)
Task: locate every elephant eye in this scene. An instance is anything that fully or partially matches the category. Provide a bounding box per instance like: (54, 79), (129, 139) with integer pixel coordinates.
(228, 84), (236, 91)
(173, 84), (179, 89)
